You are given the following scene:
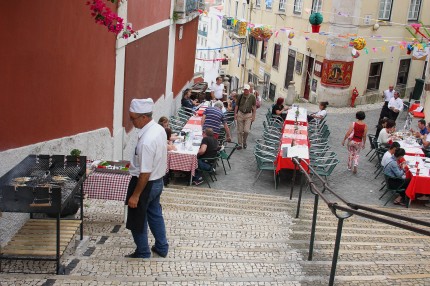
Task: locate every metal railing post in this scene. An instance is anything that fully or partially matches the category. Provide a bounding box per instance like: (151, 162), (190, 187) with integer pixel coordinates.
(290, 165), (297, 200)
(295, 172), (305, 218)
(329, 217), (345, 286)
(308, 193), (319, 261)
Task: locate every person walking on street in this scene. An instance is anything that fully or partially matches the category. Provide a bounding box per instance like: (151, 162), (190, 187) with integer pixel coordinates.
(202, 101), (232, 140)
(235, 84), (257, 150)
(342, 111), (368, 174)
(379, 85), (394, 120)
(388, 91), (403, 121)
(126, 98), (169, 259)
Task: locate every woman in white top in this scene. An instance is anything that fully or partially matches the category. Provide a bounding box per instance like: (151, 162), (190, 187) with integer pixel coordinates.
(377, 119), (396, 146)
(307, 101), (328, 122)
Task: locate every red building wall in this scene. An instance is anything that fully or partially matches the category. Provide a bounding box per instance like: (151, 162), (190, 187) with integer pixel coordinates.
(127, 0), (171, 31)
(0, 1), (116, 151)
(123, 27), (170, 132)
(172, 18), (199, 96)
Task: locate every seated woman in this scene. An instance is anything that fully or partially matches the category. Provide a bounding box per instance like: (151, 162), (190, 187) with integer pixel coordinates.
(181, 89), (199, 110)
(383, 148), (409, 206)
(227, 92), (237, 112)
(192, 128), (219, 186)
(158, 116), (179, 141)
(377, 119), (395, 147)
(307, 101), (328, 122)
(164, 128), (177, 151)
(272, 97), (289, 120)
(375, 117), (388, 140)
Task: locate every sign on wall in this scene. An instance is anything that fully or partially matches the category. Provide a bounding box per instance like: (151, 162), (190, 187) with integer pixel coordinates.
(311, 79), (318, 92)
(321, 60), (354, 88)
(314, 60), (322, 77)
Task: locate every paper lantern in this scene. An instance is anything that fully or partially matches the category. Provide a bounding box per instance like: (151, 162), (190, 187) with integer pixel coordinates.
(250, 26), (273, 41)
(353, 38), (366, 50)
(351, 48), (360, 58)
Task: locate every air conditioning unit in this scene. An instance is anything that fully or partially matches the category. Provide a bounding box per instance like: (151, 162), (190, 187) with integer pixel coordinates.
(219, 69), (226, 75)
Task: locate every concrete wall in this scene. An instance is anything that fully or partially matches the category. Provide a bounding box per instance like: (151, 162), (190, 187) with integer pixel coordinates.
(123, 27), (170, 132)
(173, 18), (199, 95)
(0, 128), (113, 177)
(0, 1), (116, 151)
(128, 0), (171, 30)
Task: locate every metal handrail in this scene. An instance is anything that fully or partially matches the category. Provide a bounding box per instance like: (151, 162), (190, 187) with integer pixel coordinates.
(290, 157), (430, 286)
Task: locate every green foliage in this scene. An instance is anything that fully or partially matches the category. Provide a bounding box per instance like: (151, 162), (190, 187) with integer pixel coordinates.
(172, 11), (179, 22)
(70, 149), (82, 157)
(309, 12), (323, 25)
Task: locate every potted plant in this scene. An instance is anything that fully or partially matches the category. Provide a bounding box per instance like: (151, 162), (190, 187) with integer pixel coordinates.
(309, 12), (323, 33)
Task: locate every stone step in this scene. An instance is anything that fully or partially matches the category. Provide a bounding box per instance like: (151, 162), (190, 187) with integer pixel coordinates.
(1, 274), (429, 286)
(290, 231), (430, 245)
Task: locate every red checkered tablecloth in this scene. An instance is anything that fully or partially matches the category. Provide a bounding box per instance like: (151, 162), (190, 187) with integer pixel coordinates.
(84, 171), (131, 201)
(167, 152), (198, 176)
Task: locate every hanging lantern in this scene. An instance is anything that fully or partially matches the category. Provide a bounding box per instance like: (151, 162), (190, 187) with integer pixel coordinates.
(309, 12), (323, 33)
(353, 38), (366, 50)
(407, 44), (414, 55)
(288, 31), (295, 39)
(351, 48), (360, 58)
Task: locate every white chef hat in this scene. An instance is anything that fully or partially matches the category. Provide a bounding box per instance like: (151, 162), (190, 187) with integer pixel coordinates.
(129, 98), (154, 113)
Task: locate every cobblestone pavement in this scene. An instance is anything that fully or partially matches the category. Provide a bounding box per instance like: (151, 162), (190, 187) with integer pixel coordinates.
(2, 102), (430, 285)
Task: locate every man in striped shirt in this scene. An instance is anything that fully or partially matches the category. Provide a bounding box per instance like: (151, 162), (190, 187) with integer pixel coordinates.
(202, 101), (232, 141)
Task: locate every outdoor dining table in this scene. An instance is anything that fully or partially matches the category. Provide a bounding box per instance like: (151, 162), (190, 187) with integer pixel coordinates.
(284, 107), (308, 126)
(276, 108), (310, 173)
(398, 140), (425, 157)
(167, 115), (203, 185)
(84, 171), (131, 201)
(404, 155), (430, 202)
(195, 101), (210, 117)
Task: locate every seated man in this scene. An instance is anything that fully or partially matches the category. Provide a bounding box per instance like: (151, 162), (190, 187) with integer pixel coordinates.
(383, 148), (409, 206)
(193, 128), (219, 185)
(420, 122), (430, 150)
(381, 142), (400, 168)
(411, 119), (428, 138)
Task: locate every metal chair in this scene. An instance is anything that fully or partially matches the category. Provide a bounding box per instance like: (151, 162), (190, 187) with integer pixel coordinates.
(253, 149), (278, 189)
(365, 134), (377, 157)
(310, 157), (340, 181)
(219, 142), (239, 173)
(197, 156), (220, 188)
(379, 175), (406, 206)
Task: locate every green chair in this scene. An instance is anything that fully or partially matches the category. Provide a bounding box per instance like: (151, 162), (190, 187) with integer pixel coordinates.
(197, 156), (220, 188)
(219, 142), (239, 174)
(310, 157), (339, 181)
(253, 149), (278, 189)
(379, 175), (406, 206)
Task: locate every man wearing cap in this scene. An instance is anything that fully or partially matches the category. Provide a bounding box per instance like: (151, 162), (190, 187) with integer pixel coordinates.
(388, 91), (403, 121)
(126, 98), (169, 259)
(235, 84), (257, 149)
(202, 101), (232, 140)
(379, 85), (395, 120)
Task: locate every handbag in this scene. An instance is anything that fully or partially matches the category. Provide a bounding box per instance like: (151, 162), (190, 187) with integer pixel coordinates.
(347, 122), (355, 142)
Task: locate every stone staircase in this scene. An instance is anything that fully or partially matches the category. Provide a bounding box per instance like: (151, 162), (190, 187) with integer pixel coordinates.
(1, 185), (430, 285)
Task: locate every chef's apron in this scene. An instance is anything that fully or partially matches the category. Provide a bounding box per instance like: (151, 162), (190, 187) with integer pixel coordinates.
(125, 176), (153, 232)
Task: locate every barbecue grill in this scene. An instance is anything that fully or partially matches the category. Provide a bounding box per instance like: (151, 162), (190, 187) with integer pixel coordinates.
(0, 154), (86, 274)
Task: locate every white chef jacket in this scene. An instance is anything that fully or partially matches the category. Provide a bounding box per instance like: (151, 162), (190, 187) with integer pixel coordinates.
(129, 120), (167, 180)
(211, 83), (224, 100)
(388, 97), (404, 112)
(383, 89), (395, 102)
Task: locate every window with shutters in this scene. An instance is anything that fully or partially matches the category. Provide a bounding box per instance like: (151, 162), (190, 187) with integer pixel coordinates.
(367, 62), (383, 90)
(408, 0), (421, 21)
(378, 0), (393, 20)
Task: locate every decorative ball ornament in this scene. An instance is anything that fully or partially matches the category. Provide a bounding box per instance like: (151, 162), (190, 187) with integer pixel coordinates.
(288, 31), (295, 39)
(309, 12), (323, 25)
(353, 38), (366, 50)
(351, 48), (360, 58)
(250, 26), (273, 41)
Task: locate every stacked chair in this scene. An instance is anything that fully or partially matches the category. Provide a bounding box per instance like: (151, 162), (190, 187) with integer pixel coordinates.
(308, 116), (339, 181)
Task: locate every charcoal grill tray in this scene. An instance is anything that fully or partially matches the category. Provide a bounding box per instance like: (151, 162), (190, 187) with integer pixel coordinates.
(0, 155), (86, 214)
